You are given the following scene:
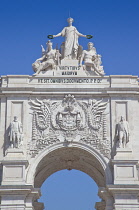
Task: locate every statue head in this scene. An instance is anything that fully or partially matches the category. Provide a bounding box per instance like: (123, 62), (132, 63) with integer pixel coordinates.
(120, 116), (125, 122)
(14, 116), (18, 122)
(46, 40), (53, 50)
(87, 42), (94, 50)
(67, 17), (74, 26)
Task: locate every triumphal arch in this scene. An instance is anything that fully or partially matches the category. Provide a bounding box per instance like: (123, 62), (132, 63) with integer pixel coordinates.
(0, 18), (139, 210)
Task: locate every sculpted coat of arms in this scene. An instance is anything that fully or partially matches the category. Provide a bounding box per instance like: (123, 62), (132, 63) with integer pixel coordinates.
(56, 95), (82, 131)
(29, 95), (110, 158)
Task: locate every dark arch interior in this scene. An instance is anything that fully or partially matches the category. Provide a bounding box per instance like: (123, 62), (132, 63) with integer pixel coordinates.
(34, 147), (106, 188)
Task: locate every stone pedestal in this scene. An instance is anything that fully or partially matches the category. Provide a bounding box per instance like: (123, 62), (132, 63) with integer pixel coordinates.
(5, 148), (24, 157)
(2, 148), (28, 186)
(0, 186), (40, 210)
(61, 59), (79, 66)
(108, 185), (139, 210)
(110, 148), (139, 209)
(112, 149), (139, 185)
(114, 147), (132, 160)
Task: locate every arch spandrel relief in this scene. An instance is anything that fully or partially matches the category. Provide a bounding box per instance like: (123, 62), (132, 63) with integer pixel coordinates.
(28, 95), (110, 159)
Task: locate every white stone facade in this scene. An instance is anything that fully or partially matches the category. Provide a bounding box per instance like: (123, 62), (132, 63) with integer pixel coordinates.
(0, 74), (139, 210)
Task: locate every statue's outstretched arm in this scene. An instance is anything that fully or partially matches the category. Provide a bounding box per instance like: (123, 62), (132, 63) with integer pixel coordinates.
(76, 30), (86, 38)
(76, 30), (93, 39)
(78, 33), (86, 38)
(53, 33), (62, 38)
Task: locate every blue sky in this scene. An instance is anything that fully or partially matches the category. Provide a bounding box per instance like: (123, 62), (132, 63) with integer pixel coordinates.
(39, 170), (99, 210)
(0, 0), (139, 76)
(0, 0), (139, 209)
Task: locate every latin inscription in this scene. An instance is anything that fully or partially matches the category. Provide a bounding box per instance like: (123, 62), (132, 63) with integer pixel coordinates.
(38, 78), (102, 84)
(62, 72), (77, 75)
(57, 66), (80, 75)
(58, 66), (80, 70)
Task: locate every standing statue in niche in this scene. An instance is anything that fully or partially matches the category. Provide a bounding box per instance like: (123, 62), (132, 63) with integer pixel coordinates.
(51, 17), (91, 59)
(79, 42), (104, 75)
(32, 40), (61, 75)
(9, 116), (23, 148)
(116, 116), (130, 148)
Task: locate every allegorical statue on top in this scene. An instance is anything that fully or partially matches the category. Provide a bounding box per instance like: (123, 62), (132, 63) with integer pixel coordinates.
(32, 40), (61, 75)
(32, 17), (105, 76)
(80, 42), (104, 75)
(52, 17), (87, 60)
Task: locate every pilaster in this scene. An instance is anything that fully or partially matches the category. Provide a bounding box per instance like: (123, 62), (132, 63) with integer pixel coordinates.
(110, 148), (139, 209)
(0, 186), (40, 210)
(98, 187), (114, 210)
(107, 185), (139, 210)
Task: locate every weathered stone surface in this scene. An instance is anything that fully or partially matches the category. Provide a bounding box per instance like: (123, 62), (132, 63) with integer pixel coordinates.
(0, 73), (139, 209)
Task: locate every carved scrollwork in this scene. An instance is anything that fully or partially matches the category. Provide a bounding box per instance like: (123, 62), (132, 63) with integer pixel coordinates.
(29, 95), (110, 158)
(87, 99), (107, 130)
(30, 98), (50, 130)
(30, 98), (51, 142)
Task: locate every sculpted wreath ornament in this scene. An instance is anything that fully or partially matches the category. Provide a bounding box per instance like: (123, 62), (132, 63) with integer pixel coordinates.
(86, 35), (93, 39)
(47, 35), (54, 39)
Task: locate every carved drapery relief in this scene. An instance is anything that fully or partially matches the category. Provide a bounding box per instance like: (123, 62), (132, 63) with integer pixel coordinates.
(29, 95), (110, 158)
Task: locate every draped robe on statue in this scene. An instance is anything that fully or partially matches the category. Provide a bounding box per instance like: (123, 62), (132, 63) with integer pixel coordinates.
(61, 26), (80, 58)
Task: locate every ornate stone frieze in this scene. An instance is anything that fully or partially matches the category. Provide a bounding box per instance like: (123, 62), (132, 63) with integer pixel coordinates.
(29, 95), (110, 158)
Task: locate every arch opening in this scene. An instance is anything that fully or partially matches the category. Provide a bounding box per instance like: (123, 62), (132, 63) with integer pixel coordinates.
(34, 146), (108, 188)
(38, 169), (101, 210)
(26, 144), (112, 210)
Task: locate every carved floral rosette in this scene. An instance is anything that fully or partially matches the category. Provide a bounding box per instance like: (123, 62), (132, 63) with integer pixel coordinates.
(29, 95), (110, 158)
